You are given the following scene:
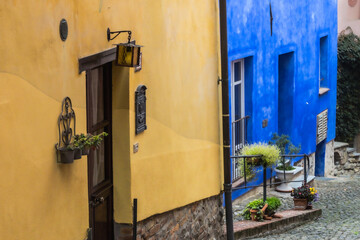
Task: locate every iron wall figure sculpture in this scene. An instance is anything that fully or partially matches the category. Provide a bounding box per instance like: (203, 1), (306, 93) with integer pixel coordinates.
(135, 85), (147, 135)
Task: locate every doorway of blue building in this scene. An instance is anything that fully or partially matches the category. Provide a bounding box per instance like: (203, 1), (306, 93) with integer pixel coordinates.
(315, 140), (326, 176)
(278, 52), (295, 136)
(86, 62), (114, 240)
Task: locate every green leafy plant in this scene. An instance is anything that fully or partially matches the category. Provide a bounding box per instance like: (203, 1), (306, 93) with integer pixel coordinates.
(242, 199), (266, 221)
(73, 133), (88, 149)
(241, 143), (280, 166)
(265, 197), (281, 216)
(88, 132), (108, 149)
(74, 132), (108, 150)
(269, 133), (301, 171)
(243, 197), (282, 220)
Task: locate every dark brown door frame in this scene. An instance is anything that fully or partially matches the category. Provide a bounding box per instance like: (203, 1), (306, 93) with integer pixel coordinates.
(86, 63), (114, 240)
(81, 48), (115, 240)
(79, 47), (116, 74)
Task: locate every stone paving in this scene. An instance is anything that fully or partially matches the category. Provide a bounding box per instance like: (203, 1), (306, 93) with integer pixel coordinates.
(233, 176), (360, 240)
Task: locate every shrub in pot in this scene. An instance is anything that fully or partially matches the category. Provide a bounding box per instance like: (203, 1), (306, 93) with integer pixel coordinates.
(269, 133), (301, 192)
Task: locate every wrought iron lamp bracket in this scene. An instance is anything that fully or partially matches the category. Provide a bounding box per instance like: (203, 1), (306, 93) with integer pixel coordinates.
(107, 28), (132, 42)
(55, 97), (76, 154)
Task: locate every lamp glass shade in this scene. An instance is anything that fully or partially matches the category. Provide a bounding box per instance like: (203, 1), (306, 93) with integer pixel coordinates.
(116, 42), (141, 67)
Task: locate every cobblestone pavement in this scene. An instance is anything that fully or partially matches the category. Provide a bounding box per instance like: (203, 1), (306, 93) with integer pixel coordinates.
(233, 176), (360, 240)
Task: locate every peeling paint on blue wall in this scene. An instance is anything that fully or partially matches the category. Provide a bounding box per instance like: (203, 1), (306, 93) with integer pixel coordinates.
(228, 0), (337, 200)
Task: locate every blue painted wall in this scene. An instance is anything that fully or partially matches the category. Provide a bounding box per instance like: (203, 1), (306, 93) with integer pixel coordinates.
(227, 0), (338, 200)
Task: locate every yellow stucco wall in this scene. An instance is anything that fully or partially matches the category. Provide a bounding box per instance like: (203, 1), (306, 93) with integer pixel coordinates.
(126, 1), (222, 222)
(0, 0), (222, 238)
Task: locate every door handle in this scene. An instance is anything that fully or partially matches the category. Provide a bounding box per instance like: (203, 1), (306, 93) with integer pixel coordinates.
(89, 197), (105, 207)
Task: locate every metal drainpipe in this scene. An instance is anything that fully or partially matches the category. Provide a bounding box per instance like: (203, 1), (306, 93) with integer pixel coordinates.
(219, 0), (234, 239)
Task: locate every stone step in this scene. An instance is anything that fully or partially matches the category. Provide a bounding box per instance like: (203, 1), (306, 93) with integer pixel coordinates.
(292, 166), (304, 175)
(347, 147), (355, 154)
(334, 141), (349, 150)
(290, 175), (316, 189)
(349, 152), (360, 158)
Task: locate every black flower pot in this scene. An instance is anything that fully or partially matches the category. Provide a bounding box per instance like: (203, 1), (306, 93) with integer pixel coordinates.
(82, 147), (90, 155)
(59, 148), (75, 164)
(74, 148), (82, 160)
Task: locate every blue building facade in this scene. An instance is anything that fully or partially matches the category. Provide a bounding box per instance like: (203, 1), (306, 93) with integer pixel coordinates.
(227, 0), (337, 200)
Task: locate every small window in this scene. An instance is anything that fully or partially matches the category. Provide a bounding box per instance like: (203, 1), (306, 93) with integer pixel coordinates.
(319, 36), (329, 95)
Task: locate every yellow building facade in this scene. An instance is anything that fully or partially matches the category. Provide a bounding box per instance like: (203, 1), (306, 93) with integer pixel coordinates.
(0, 1), (224, 239)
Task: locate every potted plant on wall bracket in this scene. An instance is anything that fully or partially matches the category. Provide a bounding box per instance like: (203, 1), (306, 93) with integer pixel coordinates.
(55, 97), (77, 164)
(69, 143), (82, 160)
(74, 132), (108, 156)
(269, 133), (301, 192)
(240, 143), (281, 167)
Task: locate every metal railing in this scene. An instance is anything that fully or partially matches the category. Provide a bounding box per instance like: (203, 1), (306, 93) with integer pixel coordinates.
(231, 116), (250, 181)
(230, 154), (310, 202)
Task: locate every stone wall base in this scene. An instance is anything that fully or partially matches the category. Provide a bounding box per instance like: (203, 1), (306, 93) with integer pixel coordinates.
(324, 140), (335, 177)
(115, 195), (225, 240)
(295, 140), (334, 177)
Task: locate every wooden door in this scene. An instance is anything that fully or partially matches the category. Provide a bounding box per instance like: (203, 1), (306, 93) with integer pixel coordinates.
(86, 63), (114, 240)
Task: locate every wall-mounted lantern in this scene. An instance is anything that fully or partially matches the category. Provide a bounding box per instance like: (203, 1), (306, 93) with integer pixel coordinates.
(107, 28), (142, 68)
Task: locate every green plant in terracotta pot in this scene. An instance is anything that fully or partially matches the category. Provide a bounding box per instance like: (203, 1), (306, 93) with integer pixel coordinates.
(264, 197), (281, 218)
(242, 199), (268, 221)
(291, 185), (319, 210)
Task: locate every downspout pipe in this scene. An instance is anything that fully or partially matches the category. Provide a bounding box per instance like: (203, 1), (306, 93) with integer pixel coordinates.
(219, 0), (234, 239)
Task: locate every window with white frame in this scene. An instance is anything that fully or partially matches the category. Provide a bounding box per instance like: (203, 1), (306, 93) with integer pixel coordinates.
(231, 59), (245, 181)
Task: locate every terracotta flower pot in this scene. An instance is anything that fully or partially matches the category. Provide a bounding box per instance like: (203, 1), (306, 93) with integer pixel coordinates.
(249, 203), (268, 221)
(293, 198), (308, 210)
(250, 209), (260, 221)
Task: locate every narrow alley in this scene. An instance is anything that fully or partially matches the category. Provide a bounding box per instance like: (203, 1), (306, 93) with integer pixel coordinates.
(251, 176), (360, 240)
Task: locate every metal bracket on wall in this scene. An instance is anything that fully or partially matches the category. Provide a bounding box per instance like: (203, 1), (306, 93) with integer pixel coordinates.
(55, 97), (76, 163)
